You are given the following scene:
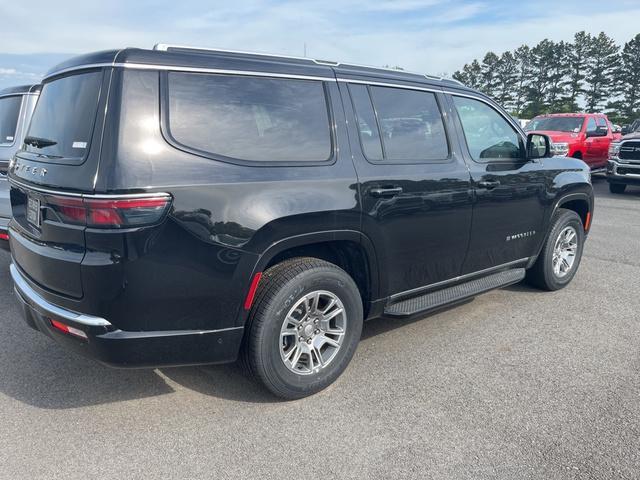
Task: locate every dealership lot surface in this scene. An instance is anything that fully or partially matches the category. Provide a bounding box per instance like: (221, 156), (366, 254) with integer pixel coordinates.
(0, 179), (638, 480)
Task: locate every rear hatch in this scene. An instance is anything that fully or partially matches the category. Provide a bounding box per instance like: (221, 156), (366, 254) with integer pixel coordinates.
(9, 69), (108, 298)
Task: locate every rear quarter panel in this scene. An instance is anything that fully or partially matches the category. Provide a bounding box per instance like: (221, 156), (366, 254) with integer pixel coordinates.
(92, 69), (360, 331)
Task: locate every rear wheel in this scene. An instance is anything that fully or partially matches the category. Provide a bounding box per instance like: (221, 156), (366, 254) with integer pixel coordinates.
(609, 183), (626, 194)
(526, 209), (585, 291)
(242, 257), (363, 399)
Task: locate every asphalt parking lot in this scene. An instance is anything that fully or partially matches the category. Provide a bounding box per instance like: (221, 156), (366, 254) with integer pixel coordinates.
(0, 178), (638, 480)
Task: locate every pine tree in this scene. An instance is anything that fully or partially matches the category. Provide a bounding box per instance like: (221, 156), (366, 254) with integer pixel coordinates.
(614, 33), (640, 122)
(513, 45), (532, 116)
(546, 41), (572, 112)
(494, 51), (518, 111)
(584, 32), (619, 112)
(479, 52), (500, 95)
(567, 31), (591, 111)
(523, 39), (555, 117)
(453, 59), (483, 90)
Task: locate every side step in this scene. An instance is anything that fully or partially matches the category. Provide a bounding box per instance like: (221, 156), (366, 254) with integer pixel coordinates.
(384, 268), (526, 318)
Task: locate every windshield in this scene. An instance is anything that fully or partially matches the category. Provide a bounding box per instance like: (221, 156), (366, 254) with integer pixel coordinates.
(24, 71), (102, 161)
(0, 95), (22, 146)
(525, 116), (585, 133)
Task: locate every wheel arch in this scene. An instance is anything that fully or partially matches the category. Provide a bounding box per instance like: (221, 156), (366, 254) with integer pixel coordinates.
(556, 194), (591, 229)
(236, 230), (380, 326)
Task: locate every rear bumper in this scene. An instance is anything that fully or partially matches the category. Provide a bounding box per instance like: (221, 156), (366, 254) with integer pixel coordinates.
(606, 160), (640, 185)
(11, 263), (244, 368)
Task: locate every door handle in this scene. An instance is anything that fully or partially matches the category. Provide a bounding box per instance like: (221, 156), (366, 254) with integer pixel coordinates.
(478, 180), (500, 190)
(369, 186), (403, 197)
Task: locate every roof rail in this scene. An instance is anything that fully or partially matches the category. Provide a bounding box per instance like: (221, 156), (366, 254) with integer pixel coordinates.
(152, 44), (466, 86)
(153, 43), (339, 66)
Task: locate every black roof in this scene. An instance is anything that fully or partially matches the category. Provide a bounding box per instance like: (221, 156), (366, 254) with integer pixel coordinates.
(0, 84), (41, 96)
(44, 46), (471, 93)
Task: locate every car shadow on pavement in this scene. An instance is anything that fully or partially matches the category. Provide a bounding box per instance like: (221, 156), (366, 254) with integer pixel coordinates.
(159, 363), (279, 404)
(0, 333), (176, 410)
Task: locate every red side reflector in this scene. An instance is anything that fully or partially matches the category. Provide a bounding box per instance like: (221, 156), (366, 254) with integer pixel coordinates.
(244, 272), (263, 310)
(584, 211), (592, 231)
(0, 233), (8, 241)
(50, 319), (88, 339)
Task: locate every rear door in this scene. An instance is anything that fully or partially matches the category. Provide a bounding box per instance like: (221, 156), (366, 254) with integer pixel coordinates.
(340, 79), (473, 297)
(447, 93), (547, 274)
(9, 69), (109, 298)
(583, 116), (600, 165)
(594, 116), (612, 165)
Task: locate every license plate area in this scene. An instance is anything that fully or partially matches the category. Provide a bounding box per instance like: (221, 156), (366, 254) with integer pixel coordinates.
(27, 196), (41, 228)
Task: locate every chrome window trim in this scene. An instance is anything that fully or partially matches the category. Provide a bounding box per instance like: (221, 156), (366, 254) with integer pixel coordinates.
(338, 77), (441, 94)
(43, 62), (337, 82)
(0, 92), (38, 100)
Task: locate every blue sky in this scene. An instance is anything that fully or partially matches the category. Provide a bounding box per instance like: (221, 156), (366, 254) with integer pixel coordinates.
(1, 0), (640, 89)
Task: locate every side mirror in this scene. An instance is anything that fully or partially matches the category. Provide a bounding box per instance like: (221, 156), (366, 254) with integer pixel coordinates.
(527, 133), (552, 159)
(621, 126), (629, 135)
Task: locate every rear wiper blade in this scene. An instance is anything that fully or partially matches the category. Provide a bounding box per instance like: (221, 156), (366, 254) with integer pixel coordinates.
(24, 135), (57, 148)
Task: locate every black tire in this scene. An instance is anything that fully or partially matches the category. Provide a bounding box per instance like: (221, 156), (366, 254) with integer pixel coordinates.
(609, 183), (626, 194)
(526, 209), (585, 291)
(242, 257), (363, 399)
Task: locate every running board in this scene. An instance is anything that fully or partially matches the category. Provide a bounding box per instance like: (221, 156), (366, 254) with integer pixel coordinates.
(384, 268), (526, 318)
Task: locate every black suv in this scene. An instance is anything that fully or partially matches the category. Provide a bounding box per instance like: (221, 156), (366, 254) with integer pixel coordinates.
(8, 45), (594, 399)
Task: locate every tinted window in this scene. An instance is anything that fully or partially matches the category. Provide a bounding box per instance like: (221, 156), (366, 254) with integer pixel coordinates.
(167, 73), (332, 163)
(0, 95), (22, 145)
(596, 117), (608, 128)
(524, 116), (584, 133)
(25, 71), (102, 160)
(368, 86), (448, 162)
(348, 84), (383, 161)
(453, 96), (522, 161)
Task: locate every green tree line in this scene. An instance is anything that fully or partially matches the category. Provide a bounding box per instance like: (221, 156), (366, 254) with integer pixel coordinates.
(452, 32), (640, 124)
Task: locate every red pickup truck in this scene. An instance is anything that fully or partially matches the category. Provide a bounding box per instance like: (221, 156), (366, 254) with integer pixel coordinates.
(525, 113), (613, 170)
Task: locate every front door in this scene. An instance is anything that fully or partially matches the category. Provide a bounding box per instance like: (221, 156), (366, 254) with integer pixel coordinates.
(447, 94), (547, 274)
(339, 79), (474, 297)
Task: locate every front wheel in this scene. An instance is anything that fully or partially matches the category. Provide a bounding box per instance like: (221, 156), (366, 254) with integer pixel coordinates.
(242, 257), (363, 399)
(609, 183), (626, 194)
(526, 209), (585, 291)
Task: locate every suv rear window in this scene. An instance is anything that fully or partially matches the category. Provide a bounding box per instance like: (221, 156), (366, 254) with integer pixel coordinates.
(24, 71), (102, 161)
(166, 72), (332, 163)
(0, 95), (22, 145)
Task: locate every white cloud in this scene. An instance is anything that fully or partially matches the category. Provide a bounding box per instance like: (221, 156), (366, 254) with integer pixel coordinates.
(0, 0), (639, 78)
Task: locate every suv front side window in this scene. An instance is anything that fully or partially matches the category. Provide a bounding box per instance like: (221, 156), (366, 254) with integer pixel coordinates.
(585, 118), (597, 133)
(452, 96), (523, 161)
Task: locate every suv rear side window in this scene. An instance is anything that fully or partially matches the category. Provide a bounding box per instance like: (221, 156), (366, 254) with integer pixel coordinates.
(351, 85), (448, 163)
(0, 95), (22, 145)
(24, 71), (102, 161)
(452, 96), (522, 161)
(166, 72), (332, 163)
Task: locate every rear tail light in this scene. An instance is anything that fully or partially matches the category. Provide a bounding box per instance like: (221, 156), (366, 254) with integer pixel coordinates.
(46, 194), (172, 228)
(50, 319), (88, 339)
(0, 232), (8, 241)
